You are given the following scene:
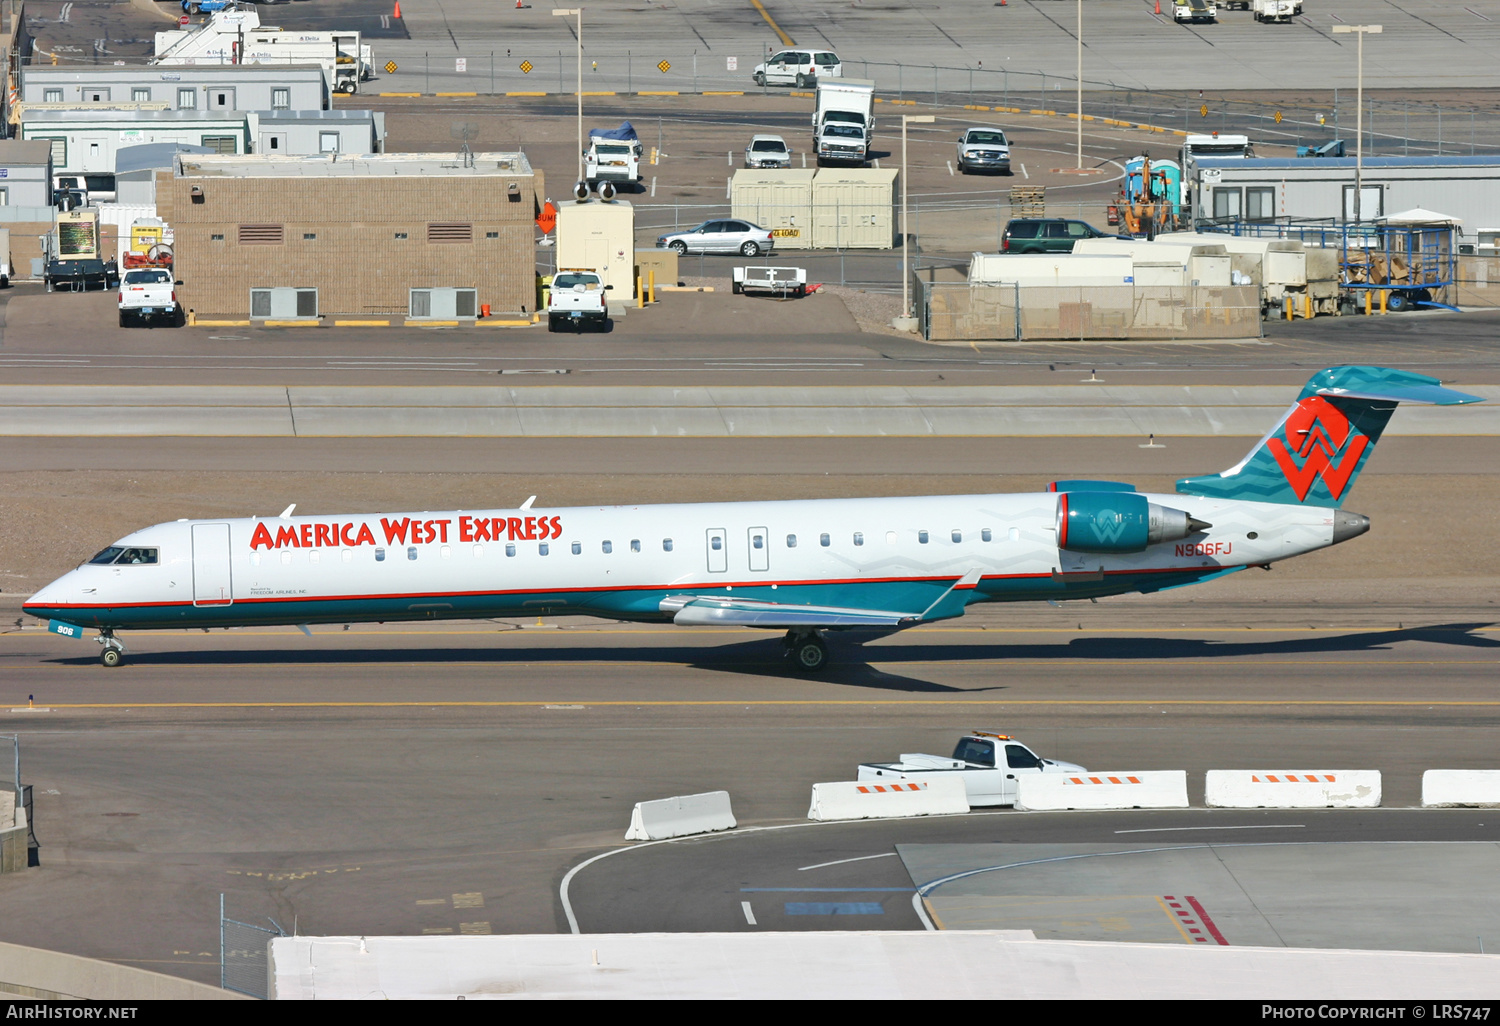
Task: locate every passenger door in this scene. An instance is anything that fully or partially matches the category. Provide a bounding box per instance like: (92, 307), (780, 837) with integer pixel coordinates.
(1043, 221), (1071, 252)
(999, 743), (1046, 805)
(191, 523), (234, 607)
(701, 221), (733, 253)
(706, 528), (728, 573)
(747, 527), (769, 572)
(767, 52), (794, 84)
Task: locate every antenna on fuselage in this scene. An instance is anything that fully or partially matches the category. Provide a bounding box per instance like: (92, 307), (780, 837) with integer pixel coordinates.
(278, 504), (296, 520)
(520, 496), (537, 510)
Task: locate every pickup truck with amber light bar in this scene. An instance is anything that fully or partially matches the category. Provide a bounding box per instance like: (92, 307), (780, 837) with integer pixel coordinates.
(117, 268), (183, 327)
(546, 269), (611, 332)
(858, 732), (1086, 807)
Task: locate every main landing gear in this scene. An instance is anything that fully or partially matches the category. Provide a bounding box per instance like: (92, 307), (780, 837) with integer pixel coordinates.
(97, 631), (127, 668)
(783, 628), (828, 673)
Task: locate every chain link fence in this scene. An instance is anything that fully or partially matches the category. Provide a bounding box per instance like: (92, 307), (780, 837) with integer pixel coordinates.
(220, 894), (285, 999)
(919, 281), (1263, 343)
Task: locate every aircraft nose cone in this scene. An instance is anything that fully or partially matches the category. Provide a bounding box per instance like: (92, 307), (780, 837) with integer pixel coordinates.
(1332, 509), (1371, 544)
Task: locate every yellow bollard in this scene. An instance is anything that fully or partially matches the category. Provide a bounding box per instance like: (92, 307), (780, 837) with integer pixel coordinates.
(1364, 290), (1372, 316)
(648, 269), (656, 304)
(187, 309), (196, 327)
(636, 274), (643, 308)
(1284, 296), (1294, 321)
(1303, 293), (1313, 320)
(1379, 289), (1388, 314)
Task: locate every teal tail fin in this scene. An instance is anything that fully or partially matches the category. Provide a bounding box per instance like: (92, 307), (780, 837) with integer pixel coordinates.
(1176, 366), (1484, 508)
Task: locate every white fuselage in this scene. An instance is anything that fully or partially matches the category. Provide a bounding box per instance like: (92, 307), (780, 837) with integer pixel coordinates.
(24, 491), (1338, 632)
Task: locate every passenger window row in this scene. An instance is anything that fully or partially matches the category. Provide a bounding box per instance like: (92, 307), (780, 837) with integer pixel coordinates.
(254, 526), (1021, 566)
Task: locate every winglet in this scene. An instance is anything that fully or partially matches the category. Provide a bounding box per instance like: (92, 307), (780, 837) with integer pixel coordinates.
(278, 504), (296, 520)
(913, 568), (984, 623)
(520, 495), (537, 510)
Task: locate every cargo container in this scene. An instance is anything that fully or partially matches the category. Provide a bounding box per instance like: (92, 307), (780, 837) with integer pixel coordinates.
(1156, 231), (1307, 305)
(1070, 237), (1232, 287)
(730, 168), (816, 250)
(555, 197), (636, 300)
(811, 167), (897, 249)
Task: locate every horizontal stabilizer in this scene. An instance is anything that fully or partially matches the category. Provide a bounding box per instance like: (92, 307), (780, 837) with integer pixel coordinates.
(1314, 383), (1485, 406)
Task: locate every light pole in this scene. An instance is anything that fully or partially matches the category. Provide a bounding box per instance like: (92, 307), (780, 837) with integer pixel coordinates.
(1076, 0), (1083, 168)
(1332, 23), (1381, 220)
(893, 113), (935, 332)
(553, 7), (583, 187)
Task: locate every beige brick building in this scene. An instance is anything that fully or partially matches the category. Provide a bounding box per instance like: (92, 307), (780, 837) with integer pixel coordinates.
(157, 152), (542, 320)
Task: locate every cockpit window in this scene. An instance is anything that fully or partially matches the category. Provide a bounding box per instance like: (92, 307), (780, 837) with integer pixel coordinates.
(89, 546), (158, 565)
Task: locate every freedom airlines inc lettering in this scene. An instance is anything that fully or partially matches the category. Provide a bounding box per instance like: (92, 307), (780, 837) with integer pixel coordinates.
(248, 515), (564, 549)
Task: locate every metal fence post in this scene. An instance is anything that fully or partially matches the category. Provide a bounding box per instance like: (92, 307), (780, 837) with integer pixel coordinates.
(933, 63), (938, 106)
(627, 50), (631, 94)
(898, 62), (903, 102)
(490, 52), (494, 94)
(425, 52), (429, 94)
(219, 893), (226, 992)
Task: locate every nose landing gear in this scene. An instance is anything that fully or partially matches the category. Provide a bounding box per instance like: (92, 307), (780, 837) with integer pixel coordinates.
(97, 631), (127, 668)
(783, 628), (829, 673)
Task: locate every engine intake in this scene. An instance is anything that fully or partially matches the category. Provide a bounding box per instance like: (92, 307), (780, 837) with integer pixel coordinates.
(1057, 491), (1210, 553)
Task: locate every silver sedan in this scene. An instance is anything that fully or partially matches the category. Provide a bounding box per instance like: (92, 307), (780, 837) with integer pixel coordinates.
(657, 219), (775, 257)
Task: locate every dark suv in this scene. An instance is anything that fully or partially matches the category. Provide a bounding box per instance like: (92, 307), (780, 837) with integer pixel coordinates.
(1001, 218), (1112, 253)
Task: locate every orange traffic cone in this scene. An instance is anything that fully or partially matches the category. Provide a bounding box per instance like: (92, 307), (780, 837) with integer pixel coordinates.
(1154, 0), (1161, 12)
(393, 0), (401, 17)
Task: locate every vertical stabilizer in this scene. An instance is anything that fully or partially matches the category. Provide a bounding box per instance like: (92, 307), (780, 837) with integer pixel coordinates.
(1175, 366), (1483, 507)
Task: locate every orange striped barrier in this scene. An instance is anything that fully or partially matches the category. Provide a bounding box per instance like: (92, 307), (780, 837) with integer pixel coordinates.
(1016, 770), (1188, 811)
(1205, 770), (1380, 808)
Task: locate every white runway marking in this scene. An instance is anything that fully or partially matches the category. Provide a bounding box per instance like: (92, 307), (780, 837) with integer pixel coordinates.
(741, 900), (757, 925)
(1113, 824), (1306, 834)
(798, 852), (898, 872)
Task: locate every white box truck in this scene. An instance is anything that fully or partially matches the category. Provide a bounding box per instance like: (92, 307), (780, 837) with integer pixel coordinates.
(812, 79), (874, 166)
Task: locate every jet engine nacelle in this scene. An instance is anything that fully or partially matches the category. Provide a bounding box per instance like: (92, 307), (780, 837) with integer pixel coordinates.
(1057, 491), (1210, 554)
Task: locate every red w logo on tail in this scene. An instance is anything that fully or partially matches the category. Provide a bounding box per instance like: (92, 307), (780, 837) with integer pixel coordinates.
(1266, 396), (1369, 501)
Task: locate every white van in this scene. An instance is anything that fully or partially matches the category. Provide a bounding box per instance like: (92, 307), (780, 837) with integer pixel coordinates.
(752, 50), (842, 88)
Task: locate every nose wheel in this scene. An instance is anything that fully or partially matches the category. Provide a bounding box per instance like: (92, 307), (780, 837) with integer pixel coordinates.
(97, 631), (127, 668)
(783, 629), (829, 673)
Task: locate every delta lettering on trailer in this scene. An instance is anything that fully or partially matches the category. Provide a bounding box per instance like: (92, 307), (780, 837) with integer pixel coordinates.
(22, 367), (1484, 672)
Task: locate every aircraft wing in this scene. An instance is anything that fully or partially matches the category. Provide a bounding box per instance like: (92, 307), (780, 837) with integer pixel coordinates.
(660, 570), (984, 628)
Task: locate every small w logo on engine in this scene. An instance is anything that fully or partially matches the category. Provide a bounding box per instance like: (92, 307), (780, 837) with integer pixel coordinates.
(1267, 396), (1370, 501)
(1090, 509), (1127, 544)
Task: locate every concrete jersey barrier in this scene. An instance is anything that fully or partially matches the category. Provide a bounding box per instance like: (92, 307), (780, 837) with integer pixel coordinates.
(624, 790), (736, 841)
(1422, 770), (1500, 807)
(1015, 771), (1188, 811)
(808, 777), (969, 821)
(1205, 770), (1381, 809)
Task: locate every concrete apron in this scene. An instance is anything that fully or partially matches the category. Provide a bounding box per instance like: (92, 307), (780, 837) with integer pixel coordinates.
(0, 384), (1496, 437)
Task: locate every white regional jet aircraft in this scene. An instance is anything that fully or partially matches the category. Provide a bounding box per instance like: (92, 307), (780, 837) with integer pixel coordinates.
(25, 366), (1481, 671)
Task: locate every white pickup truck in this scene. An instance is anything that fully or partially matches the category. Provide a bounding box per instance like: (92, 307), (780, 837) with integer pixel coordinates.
(857, 731), (1085, 807)
(546, 269), (612, 332)
(117, 268), (182, 327)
